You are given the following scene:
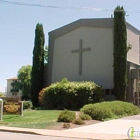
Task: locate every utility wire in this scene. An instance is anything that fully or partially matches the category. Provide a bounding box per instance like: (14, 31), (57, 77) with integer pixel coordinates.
(0, 0), (108, 11)
(0, 0), (140, 13)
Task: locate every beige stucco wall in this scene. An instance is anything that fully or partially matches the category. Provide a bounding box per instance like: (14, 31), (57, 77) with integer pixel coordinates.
(7, 80), (12, 93)
(127, 27), (140, 64)
(51, 27), (113, 88)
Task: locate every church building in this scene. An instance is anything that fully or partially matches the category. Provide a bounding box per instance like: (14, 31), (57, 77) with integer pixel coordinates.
(47, 18), (140, 105)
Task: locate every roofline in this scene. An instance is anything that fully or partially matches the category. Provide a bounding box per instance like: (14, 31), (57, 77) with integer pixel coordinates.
(126, 22), (140, 35)
(7, 77), (18, 80)
(127, 60), (140, 67)
(48, 18), (114, 39)
(48, 18), (140, 39)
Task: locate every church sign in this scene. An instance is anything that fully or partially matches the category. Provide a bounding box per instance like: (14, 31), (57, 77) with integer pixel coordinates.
(3, 99), (23, 115)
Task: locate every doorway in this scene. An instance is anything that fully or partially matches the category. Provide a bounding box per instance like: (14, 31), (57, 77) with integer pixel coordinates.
(133, 79), (140, 106)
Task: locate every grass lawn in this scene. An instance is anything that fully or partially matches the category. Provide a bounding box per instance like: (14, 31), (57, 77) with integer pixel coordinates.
(0, 110), (61, 129)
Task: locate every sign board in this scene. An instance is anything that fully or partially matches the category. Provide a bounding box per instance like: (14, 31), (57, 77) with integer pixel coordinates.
(2, 98), (23, 115)
(3, 100), (21, 115)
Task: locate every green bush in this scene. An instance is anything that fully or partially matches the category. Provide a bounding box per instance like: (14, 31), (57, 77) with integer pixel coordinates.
(72, 118), (85, 125)
(39, 79), (103, 109)
(79, 113), (92, 120)
(0, 93), (4, 97)
(81, 103), (114, 120)
(57, 110), (76, 122)
(81, 101), (140, 121)
(23, 101), (33, 110)
(109, 101), (140, 116)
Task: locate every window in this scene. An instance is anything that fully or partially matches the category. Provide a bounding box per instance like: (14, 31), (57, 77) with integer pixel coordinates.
(105, 89), (110, 95)
(104, 89), (114, 95)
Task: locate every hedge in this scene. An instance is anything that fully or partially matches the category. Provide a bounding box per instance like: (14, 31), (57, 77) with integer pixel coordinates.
(81, 101), (140, 121)
(39, 79), (103, 109)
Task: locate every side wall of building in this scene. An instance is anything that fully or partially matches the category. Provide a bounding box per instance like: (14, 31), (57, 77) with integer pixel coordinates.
(127, 23), (140, 64)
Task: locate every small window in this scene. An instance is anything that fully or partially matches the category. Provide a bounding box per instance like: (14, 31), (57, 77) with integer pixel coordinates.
(105, 89), (110, 95)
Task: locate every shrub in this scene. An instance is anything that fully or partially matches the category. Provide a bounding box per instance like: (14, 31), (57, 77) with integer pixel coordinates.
(82, 103), (114, 120)
(79, 113), (92, 120)
(81, 101), (140, 121)
(72, 118), (85, 125)
(57, 110), (76, 122)
(0, 93), (4, 97)
(63, 123), (71, 128)
(39, 79), (103, 109)
(109, 101), (140, 116)
(23, 101), (33, 110)
(38, 88), (45, 107)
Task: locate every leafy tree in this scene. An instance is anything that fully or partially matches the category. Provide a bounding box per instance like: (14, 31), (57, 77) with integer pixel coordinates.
(31, 23), (45, 107)
(44, 46), (48, 65)
(17, 65), (32, 100)
(113, 6), (127, 101)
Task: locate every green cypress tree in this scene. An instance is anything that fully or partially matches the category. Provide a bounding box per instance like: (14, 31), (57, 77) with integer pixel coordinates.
(113, 6), (127, 101)
(31, 23), (45, 106)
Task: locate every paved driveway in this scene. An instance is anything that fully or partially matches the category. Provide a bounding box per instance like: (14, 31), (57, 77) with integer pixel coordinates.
(65, 115), (140, 139)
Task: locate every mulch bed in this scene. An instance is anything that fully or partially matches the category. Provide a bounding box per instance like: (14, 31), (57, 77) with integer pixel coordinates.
(47, 120), (101, 130)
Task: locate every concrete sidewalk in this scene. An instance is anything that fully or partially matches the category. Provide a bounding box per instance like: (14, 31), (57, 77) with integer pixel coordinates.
(66, 119), (138, 139)
(0, 126), (126, 139)
(0, 115), (140, 139)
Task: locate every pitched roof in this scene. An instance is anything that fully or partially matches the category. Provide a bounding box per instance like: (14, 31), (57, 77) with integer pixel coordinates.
(7, 77), (18, 80)
(49, 18), (114, 39)
(48, 18), (140, 39)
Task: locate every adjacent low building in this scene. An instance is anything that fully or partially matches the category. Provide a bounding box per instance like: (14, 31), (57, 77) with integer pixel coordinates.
(6, 77), (21, 98)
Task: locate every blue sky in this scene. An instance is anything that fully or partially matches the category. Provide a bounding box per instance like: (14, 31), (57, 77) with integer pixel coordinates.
(0, 0), (140, 92)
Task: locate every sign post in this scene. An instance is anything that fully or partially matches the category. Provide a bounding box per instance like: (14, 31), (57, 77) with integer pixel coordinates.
(0, 98), (3, 121)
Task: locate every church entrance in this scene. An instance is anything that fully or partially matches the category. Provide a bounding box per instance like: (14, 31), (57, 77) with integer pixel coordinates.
(133, 79), (140, 106)
(127, 62), (140, 105)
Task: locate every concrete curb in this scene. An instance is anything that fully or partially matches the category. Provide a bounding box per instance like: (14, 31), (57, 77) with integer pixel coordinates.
(0, 127), (41, 135)
(0, 126), (128, 139)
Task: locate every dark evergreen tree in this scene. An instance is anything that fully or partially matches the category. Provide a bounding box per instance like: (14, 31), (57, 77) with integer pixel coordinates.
(31, 23), (45, 106)
(113, 6), (127, 101)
